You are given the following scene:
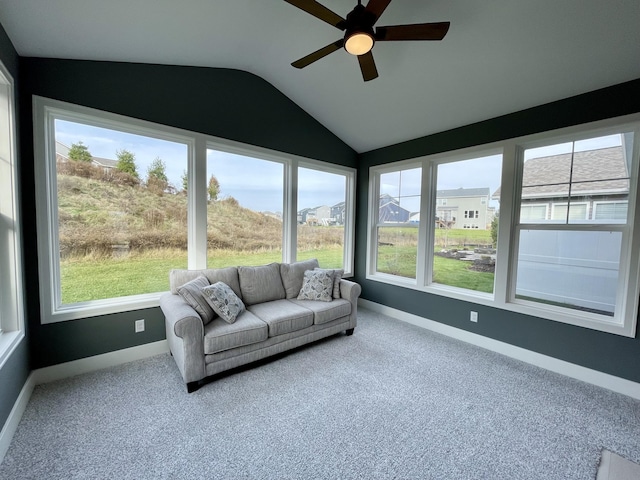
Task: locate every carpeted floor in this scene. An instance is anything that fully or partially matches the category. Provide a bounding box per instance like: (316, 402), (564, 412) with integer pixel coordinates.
(1, 308), (640, 479)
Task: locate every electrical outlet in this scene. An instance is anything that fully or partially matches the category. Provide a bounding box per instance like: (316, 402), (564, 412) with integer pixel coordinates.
(470, 311), (478, 323)
(135, 319), (145, 333)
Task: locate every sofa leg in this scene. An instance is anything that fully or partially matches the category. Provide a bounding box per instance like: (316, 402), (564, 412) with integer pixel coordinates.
(186, 381), (201, 393)
(346, 328), (355, 336)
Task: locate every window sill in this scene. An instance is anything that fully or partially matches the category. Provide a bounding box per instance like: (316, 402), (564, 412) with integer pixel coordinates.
(0, 331), (25, 370)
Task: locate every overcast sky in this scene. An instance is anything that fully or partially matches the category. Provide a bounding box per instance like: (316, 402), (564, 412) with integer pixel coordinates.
(55, 120), (346, 212)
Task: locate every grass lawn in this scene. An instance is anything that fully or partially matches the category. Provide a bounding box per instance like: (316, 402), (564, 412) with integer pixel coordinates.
(377, 245), (494, 293)
(60, 247), (345, 304)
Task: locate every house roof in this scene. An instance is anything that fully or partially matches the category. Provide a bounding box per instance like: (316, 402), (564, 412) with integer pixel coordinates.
(1, 2), (638, 153)
(437, 187), (490, 198)
(92, 157), (118, 169)
(493, 146), (629, 200)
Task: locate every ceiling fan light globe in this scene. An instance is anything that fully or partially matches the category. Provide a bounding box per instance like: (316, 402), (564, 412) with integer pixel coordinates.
(345, 32), (374, 56)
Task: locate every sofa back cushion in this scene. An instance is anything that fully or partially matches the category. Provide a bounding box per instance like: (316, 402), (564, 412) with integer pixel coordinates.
(238, 263), (285, 306)
(170, 267), (241, 299)
(280, 258), (320, 299)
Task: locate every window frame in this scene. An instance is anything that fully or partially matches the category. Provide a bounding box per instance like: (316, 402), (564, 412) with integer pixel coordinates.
(366, 114), (640, 337)
(0, 61), (25, 366)
(34, 96), (356, 324)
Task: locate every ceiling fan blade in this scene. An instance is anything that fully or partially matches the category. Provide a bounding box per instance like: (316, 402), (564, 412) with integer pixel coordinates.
(284, 0), (346, 30)
(365, 0), (392, 22)
(357, 51), (378, 82)
(292, 39), (344, 69)
(375, 22), (450, 41)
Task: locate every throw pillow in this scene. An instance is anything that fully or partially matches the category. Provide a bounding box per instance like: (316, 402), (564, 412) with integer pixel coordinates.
(297, 270), (334, 302)
(281, 258), (320, 299)
(314, 267), (344, 299)
(238, 263), (285, 305)
(202, 281), (246, 324)
(176, 275), (215, 324)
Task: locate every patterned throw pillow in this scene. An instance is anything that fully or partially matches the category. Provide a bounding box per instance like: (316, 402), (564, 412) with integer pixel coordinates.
(297, 270), (334, 302)
(176, 275), (215, 324)
(314, 267), (344, 299)
(202, 281), (246, 324)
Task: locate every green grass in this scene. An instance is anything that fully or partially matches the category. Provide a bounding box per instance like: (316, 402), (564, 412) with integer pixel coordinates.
(60, 247), (345, 304)
(376, 245), (494, 293)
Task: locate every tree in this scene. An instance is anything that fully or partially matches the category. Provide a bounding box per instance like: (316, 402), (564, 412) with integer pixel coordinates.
(146, 157), (168, 194)
(208, 175), (220, 201)
(68, 141), (93, 163)
(181, 170), (188, 193)
(490, 211), (499, 247)
(115, 149), (139, 179)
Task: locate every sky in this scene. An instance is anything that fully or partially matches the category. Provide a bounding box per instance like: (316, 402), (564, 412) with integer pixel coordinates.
(55, 120), (347, 213)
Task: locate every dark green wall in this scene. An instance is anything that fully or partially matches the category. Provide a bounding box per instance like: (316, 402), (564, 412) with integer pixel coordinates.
(18, 58), (357, 370)
(357, 79), (640, 383)
(0, 22), (30, 434)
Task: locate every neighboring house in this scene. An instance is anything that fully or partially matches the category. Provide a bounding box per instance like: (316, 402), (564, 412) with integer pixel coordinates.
(379, 194), (411, 223)
(331, 201), (346, 225)
(298, 205), (332, 225)
(492, 145), (629, 222)
(55, 140), (117, 172)
(435, 187), (493, 230)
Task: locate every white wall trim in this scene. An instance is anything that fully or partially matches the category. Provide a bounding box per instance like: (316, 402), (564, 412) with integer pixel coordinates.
(0, 372), (35, 464)
(359, 299), (640, 401)
(0, 340), (169, 464)
(32, 340), (169, 385)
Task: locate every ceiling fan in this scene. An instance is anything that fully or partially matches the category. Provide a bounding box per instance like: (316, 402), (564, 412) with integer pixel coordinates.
(284, 0), (450, 81)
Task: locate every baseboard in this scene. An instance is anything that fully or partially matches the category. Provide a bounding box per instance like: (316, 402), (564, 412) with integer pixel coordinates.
(359, 299), (640, 401)
(32, 340), (169, 385)
(0, 372), (35, 464)
(0, 340), (169, 465)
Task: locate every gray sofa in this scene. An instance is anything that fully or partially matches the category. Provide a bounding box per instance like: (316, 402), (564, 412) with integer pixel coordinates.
(160, 259), (361, 392)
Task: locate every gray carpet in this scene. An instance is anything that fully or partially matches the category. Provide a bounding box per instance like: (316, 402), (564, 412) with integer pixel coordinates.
(1, 308), (640, 479)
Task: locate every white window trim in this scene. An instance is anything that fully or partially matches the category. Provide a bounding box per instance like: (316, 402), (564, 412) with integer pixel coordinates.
(0, 61), (25, 367)
(550, 201), (589, 221)
(593, 200), (628, 222)
(34, 96), (356, 324)
(520, 203), (550, 222)
(366, 114), (640, 337)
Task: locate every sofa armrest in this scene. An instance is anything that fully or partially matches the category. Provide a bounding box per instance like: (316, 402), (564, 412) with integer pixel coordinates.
(160, 292), (205, 384)
(339, 279), (361, 327)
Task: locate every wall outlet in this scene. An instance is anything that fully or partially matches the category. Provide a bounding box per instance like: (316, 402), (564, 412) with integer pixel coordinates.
(470, 311), (478, 323)
(135, 319), (145, 333)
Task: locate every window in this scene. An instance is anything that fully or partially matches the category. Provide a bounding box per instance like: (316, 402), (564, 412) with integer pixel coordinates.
(513, 132), (634, 321)
(372, 166), (421, 280)
(296, 166), (349, 269)
(0, 62), (24, 360)
(206, 149), (283, 267)
(52, 119), (189, 305)
(367, 117), (640, 337)
(433, 154), (502, 294)
(34, 97), (356, 323)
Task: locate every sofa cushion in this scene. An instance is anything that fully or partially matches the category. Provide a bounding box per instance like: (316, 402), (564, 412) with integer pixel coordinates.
(289, 298), (352, 325)
(314, 267), (344, 299)
(203, 310), (268, 354)
(170, 267), (241, 299)
(297, 270), (334, 302)
(247, 299), (314, 337)
(176, 275), (215, 324)
(202, 281), (245, 324)
(238, 263), (285, 305)
(280, 258), (320, 299)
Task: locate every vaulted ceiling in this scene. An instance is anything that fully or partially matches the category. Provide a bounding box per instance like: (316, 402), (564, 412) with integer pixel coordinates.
(1, 0), (639, 152)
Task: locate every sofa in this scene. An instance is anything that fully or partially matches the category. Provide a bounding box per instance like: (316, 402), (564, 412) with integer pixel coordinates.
(160, 258), (361, 392)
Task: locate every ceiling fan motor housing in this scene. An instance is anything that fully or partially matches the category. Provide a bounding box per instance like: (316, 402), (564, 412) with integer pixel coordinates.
(344, 4), (376, 53)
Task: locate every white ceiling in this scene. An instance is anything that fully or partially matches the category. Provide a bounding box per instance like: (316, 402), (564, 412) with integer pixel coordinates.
(1, 0), (639, 153)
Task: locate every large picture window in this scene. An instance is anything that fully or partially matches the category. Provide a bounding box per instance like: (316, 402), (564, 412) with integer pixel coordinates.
(34, 97), (355, 323)
(513, 132), (634, 320)
(367, 118), (640, 337)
